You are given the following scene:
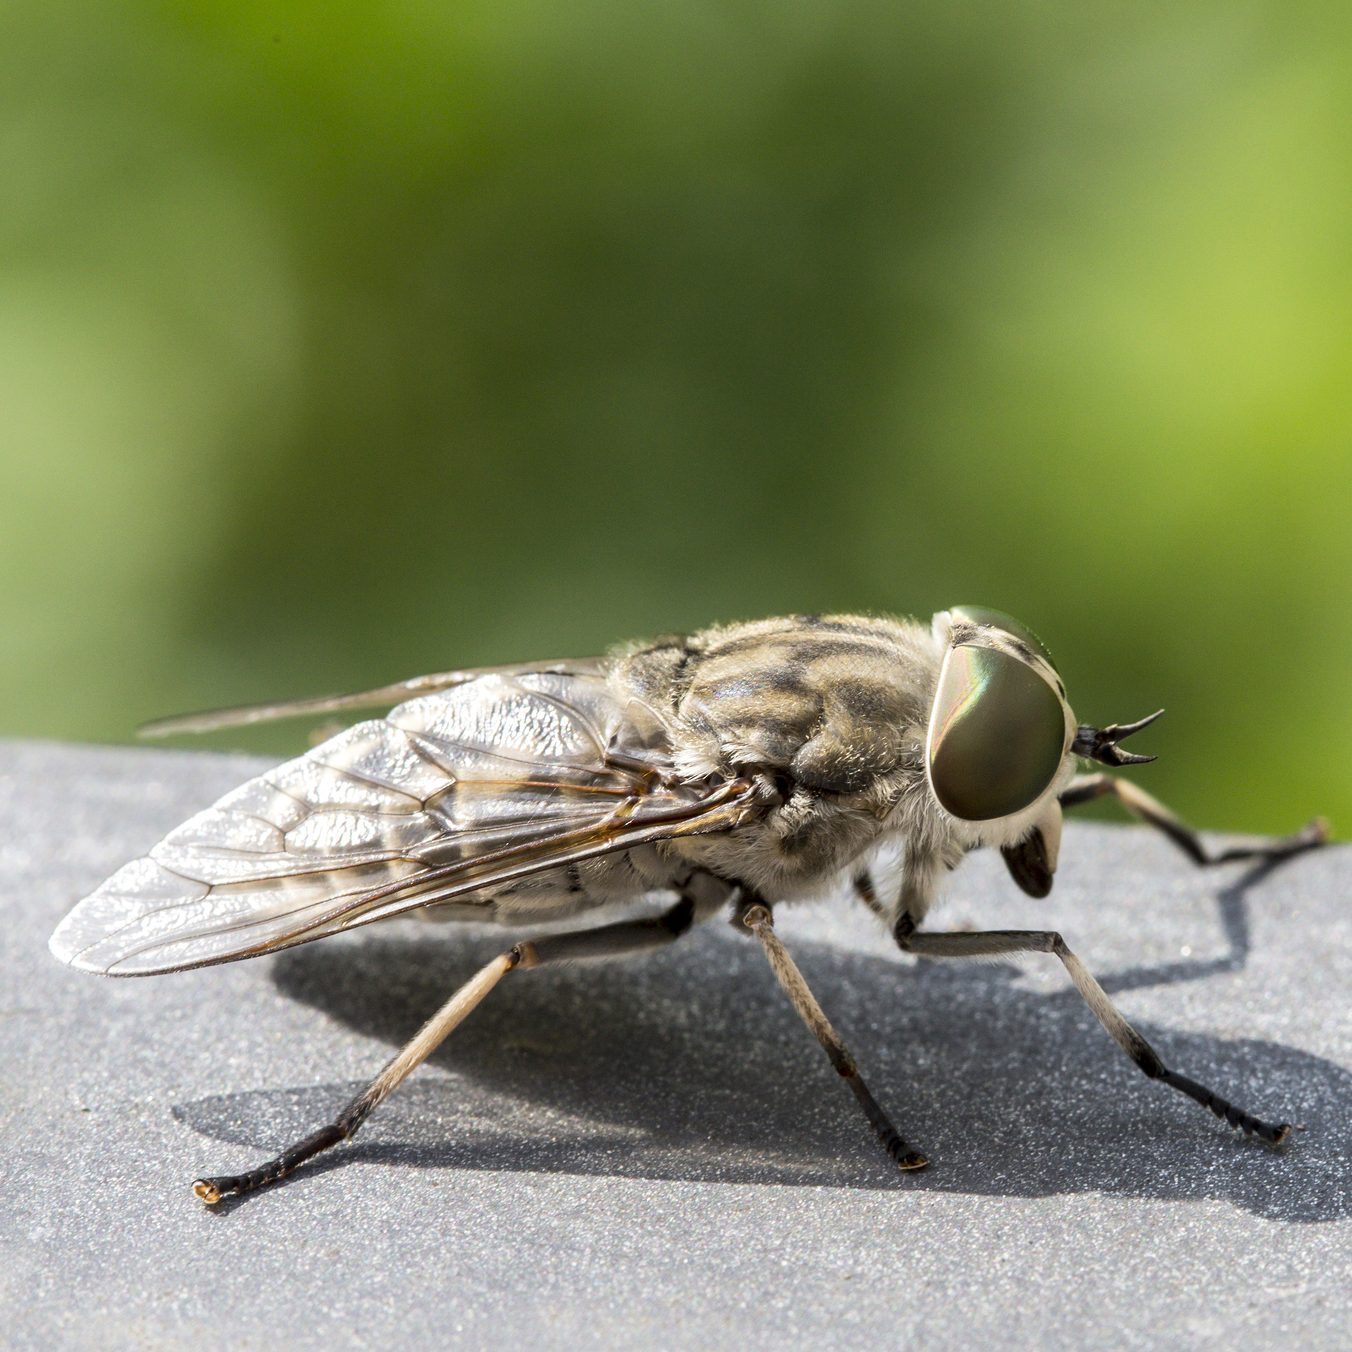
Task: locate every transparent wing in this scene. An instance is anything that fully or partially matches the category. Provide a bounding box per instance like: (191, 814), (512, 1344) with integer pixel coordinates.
(52, 671), (762, 977)
(137, 657), (605, 737)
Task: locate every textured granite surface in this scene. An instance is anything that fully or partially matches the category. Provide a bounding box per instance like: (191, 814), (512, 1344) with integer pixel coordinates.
(1, 739), (1348, 1349)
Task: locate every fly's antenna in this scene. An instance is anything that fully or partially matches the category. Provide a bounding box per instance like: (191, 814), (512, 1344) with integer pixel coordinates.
(1071, 709), (1164, 767)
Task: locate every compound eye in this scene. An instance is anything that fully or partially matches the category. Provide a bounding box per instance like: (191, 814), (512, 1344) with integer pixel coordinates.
(951, 605), (1057, 671)
(928, 644), (1067, 821)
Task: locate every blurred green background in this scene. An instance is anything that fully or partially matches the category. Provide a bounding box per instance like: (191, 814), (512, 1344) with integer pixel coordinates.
(3, 1), (1348, 834)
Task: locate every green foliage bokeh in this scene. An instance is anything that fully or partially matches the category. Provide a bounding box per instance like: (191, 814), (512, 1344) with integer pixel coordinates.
(3, 1), (1349, 833)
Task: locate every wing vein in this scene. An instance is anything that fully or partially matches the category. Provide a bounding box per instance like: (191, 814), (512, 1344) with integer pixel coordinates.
(53, 671), (767, 976)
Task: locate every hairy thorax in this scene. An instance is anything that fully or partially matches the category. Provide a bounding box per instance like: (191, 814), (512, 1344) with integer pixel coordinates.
(612, 614), (953, 892)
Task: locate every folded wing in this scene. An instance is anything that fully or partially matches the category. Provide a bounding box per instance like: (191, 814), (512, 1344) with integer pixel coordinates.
(51, 671), (760, 976)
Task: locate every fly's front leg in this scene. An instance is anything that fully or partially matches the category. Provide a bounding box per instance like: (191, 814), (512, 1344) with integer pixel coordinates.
(892, 915), (1291, 1145)
(193, 893), (702, 1206)
(1060, 774), (1327, 867)
(851, 869), (887, 921)
(854, 847), (945, 929)
(742, 901), (927, 1172)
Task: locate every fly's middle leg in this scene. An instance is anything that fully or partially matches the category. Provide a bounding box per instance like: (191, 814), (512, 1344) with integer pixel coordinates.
(742, 900), (927, 1173)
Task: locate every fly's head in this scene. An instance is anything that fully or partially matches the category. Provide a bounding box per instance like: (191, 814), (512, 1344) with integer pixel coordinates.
(925, 606), (1162, 895)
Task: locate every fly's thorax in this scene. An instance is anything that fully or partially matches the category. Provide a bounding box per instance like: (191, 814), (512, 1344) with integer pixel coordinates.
(665, 763), (966, 899)
(609, 616), (945, 891)
(613, 614), (940, 791)
(664, 790), (896, 895)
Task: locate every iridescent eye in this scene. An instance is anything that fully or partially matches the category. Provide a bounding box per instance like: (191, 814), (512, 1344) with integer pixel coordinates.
(928, 644), (1067, 821)
(951, 606), (1057, 671)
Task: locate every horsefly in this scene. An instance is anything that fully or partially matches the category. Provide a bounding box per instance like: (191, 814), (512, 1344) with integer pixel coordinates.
(49, 608), (1327, 1203)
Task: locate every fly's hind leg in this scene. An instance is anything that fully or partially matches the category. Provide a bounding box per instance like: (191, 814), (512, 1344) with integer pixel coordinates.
(1060, 774), (1327, 867)
(193, 889), (710, 1206)
(740, 899), (927, 1173)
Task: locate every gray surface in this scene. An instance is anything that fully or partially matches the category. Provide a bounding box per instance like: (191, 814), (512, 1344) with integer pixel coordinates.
(1, 738), (1349, 1350)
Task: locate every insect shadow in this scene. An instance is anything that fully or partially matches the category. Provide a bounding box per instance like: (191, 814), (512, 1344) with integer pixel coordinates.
(172, 855), (1349, 1224)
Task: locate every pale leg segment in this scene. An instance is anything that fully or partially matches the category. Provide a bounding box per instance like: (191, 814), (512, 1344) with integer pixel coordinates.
(193, 895), (699, 1205)
(1060, 773), (1327, 866)
(851, 870), (887, 921)
(741, 902), (928, 1171)
(894, 919), (1291, 1144)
